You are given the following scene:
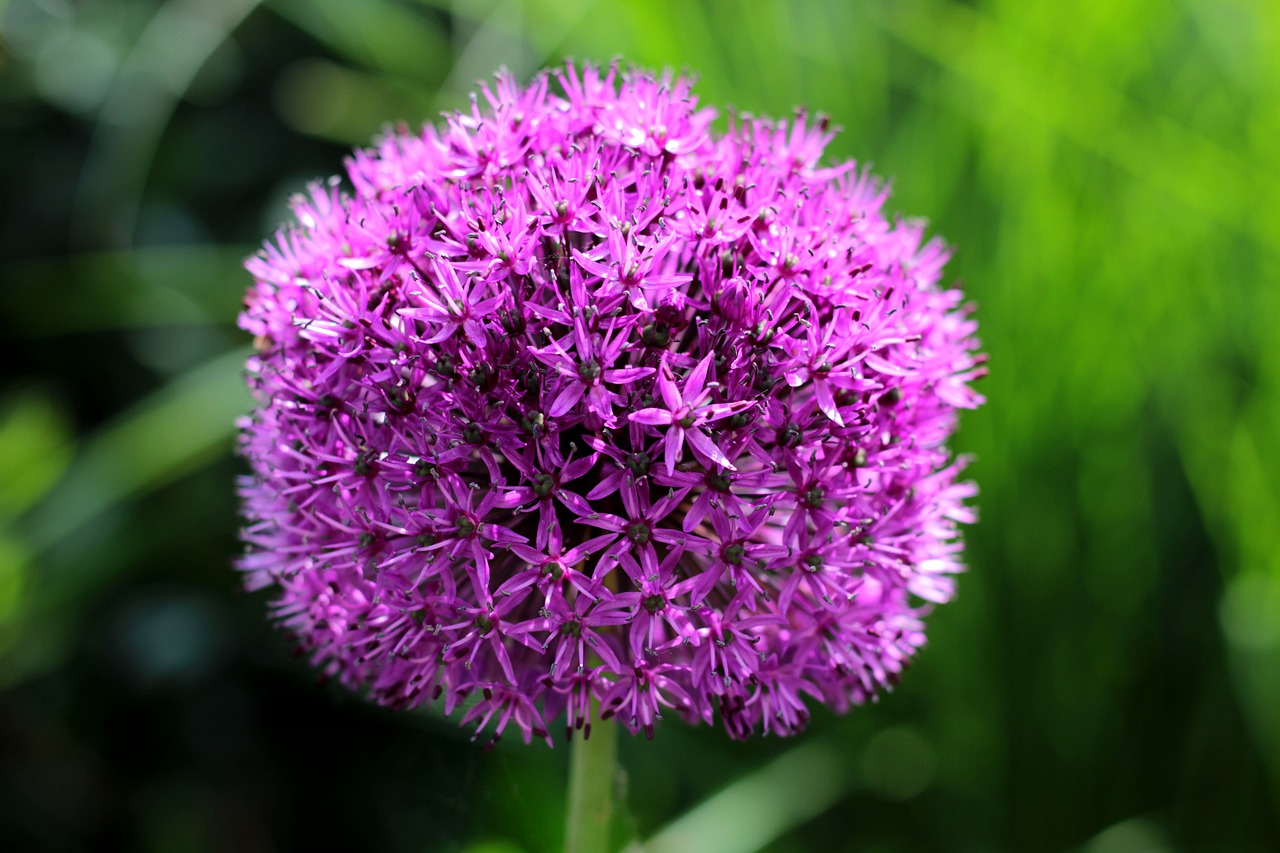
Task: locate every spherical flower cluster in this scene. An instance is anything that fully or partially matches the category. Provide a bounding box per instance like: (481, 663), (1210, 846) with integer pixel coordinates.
(237, 63), (986, 745)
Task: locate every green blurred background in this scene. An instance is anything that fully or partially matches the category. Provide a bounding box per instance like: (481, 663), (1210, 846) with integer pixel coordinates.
(2, 0), (1279, 850)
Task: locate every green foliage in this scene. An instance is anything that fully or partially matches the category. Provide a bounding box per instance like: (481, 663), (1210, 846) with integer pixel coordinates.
(2, 0), (1277, 850)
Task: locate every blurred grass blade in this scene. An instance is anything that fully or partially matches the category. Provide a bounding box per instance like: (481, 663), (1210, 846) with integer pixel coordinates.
(15, 346), (251, 556)
(267, 0), (449, 84)
(865, 0), (1280, 254)
(72, 0), (263, 248)
(629, 736), (850, 853)
(2, 245), (249, 337)
(0, 391), (74, 521)
(437, 0), (533, 109)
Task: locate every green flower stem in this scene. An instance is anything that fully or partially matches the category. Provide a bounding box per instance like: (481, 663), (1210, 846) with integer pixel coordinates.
(565, 717), (619, 853)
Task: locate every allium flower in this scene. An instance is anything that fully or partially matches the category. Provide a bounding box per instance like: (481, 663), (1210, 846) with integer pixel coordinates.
(237, 63), (986, 746)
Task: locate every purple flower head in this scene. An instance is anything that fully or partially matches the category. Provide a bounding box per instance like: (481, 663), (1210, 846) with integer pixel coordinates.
(237, 63), (986, 746)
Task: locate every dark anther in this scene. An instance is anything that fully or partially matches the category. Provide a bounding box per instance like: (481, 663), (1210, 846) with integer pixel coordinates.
(626, 521), (651, 545)
(641, 322), (671, 348)
(626, 452), (652, 477)
(777, 423), (803, 449)
(521, 411), (545, 436)
(386, 385), (414, 414)
(801, 485), (826, 508)
(434, 355), (458, 379)
(367, 283), (395, 311)
(500, 308), (525, 336)
(469, 363), (496, 390)
(353, 452), (377, 477)
(532, 472), (556, 498)
(752, 321), (775, 345)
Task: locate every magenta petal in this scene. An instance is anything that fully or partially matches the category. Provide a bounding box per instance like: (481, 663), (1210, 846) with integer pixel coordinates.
(548, 381), (586, 417)
(572, 250), (613, 279)
(664, 429), (684, 475)
(605, 366), (656, 384)
(685, 353), (714, 401)
(237, 61), (984, 744)
(684, 426), (734, 470)
(509, 543), (545, 564)
(682, 491), (713, 533)
(629, 408), (673, 426)
(586, 470), (625, 500)
(814, 379), (844, 426)
(700, 400), (754, 422)
(656, 362), (683, 411)
(865, 352), (914, 377)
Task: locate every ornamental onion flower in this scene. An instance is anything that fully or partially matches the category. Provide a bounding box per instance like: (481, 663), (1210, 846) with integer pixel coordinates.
(237, 62), (986, 746)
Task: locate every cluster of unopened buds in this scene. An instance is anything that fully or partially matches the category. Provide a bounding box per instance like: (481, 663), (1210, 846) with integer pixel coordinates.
(238, 62), (986, 745)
